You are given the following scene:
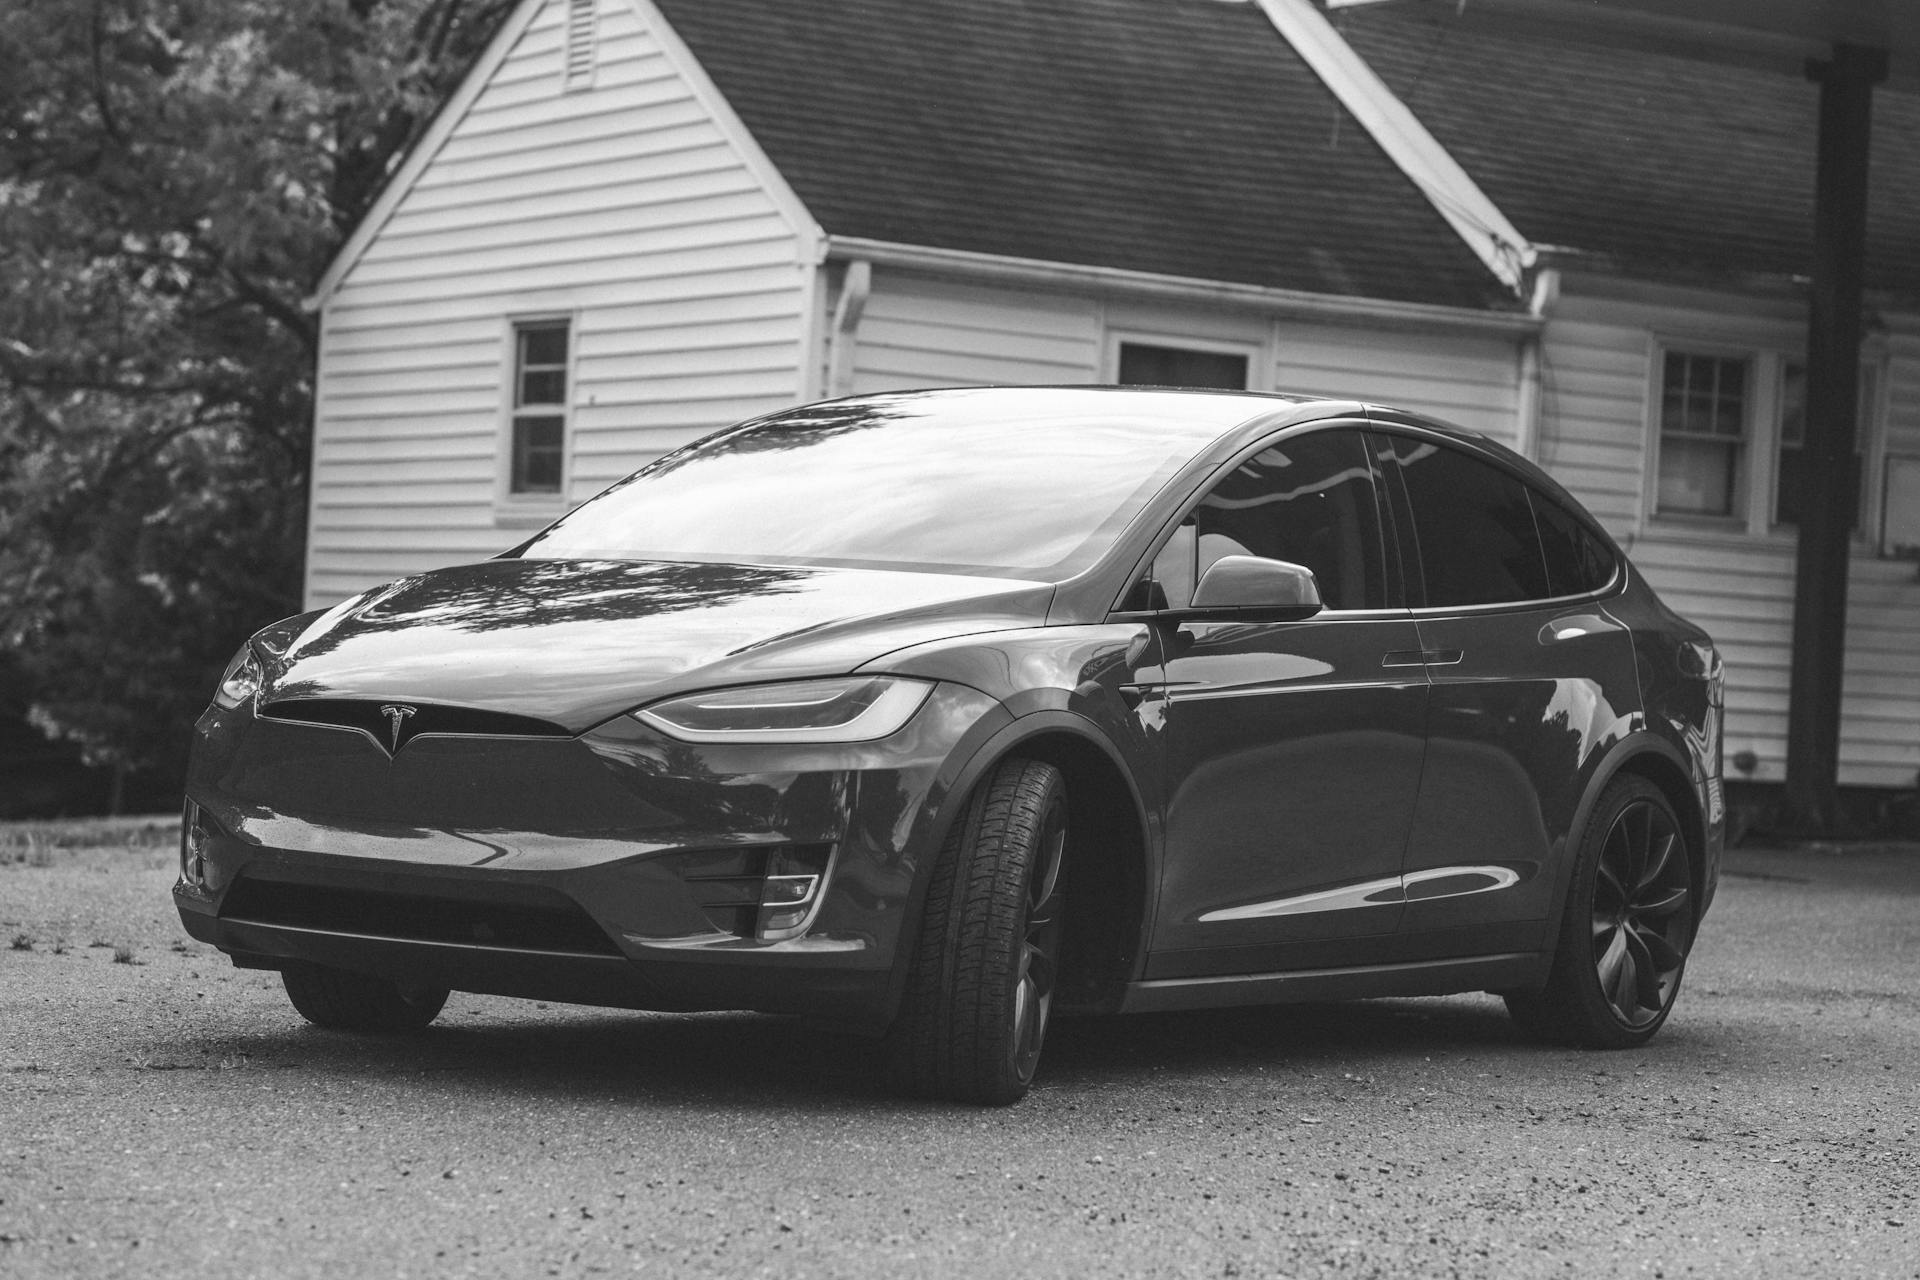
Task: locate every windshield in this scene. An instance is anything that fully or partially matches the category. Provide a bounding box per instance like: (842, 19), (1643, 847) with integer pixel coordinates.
(515, 388), (1269, 578)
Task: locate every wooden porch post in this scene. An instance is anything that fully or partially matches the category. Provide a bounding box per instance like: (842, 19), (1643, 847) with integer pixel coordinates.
(1783, 43), (1887, 833)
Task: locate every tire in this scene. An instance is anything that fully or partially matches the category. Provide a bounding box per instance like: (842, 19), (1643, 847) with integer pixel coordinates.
(281, 962), (448, 1033)
(886, 757), (1069, 1105)
(1507, 775), (1695, 1048)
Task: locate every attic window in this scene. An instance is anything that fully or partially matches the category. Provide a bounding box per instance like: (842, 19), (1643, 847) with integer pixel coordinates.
(563, 0), (597, 92)
(1117, 342), (1249, 391)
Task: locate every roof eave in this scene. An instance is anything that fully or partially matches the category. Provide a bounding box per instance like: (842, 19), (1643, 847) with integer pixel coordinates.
(824, 235), (1540, 336)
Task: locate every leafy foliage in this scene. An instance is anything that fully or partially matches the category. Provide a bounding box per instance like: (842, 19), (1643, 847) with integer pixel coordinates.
(0, 0), (514, 797)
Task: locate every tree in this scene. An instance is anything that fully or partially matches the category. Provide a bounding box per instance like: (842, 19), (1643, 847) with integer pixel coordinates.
(0, 0), (515, 807)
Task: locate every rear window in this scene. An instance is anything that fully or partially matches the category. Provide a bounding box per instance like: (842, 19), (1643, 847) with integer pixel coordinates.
(1380, 435), (1616, 607)
(1529, 490), (1617, 597)
(1383, 437), (1548, 607)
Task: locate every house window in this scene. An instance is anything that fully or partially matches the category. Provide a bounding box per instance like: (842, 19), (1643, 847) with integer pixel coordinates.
(1655, 351), (1749, 518)
(1117, 342), (1249, 391)
(510, 322), (569, 495)
(1774, 359), (1876, 530)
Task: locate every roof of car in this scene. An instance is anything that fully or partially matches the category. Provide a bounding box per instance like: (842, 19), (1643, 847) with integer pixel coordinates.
(650, 0), (1516, 312)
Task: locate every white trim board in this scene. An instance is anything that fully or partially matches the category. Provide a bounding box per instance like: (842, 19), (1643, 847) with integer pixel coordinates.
(825, 236), (1541, 337)
(1254, 0), (1537, 295)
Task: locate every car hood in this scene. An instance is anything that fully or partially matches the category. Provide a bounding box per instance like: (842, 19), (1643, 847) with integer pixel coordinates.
(260, 558), (1054, 732)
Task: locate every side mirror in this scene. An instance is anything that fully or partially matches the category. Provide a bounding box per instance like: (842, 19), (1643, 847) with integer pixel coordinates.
(1187, 555), (1323, 618)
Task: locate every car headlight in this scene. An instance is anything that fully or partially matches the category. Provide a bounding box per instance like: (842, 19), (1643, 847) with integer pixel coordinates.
(213, 645), (263, 710)
(632, 676), (934, 744)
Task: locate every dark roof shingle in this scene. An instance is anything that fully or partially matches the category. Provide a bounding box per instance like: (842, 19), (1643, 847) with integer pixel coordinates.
(652, 0), (1514, 311)
(1335, 5), (1920, 304)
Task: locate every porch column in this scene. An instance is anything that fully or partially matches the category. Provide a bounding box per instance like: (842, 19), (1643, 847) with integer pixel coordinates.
(1783, 43), (1887, 832)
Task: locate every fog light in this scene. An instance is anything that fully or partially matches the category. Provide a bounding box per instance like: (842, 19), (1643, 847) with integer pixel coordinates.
(756, 847), (832, 941)
(762, 874), (818, 906)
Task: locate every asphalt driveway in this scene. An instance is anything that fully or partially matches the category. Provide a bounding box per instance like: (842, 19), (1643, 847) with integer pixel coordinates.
(1, 822), (1915, 1278)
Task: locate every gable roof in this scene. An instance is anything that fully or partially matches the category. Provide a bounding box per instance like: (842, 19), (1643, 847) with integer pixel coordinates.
(649, 0), (1515, 312)
(1333, 3), (1920, 306)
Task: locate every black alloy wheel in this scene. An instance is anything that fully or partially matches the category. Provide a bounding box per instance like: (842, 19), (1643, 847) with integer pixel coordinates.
(1011, 788), (1068, 1084)
(1590, 790), (1691, 1028)
(1507, 775), (1694, 1048)
(887, 757), (1069, 1105)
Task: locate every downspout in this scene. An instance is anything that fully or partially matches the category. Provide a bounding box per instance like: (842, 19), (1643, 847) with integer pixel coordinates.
(826, 260), (872, 398)
(1513, 268), (1560, 462)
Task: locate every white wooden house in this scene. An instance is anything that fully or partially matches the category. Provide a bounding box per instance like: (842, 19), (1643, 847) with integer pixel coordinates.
(307, 0), (1920, 799)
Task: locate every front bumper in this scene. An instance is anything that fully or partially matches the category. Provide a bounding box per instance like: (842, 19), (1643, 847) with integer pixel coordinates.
(176, 683), (1007, 1029)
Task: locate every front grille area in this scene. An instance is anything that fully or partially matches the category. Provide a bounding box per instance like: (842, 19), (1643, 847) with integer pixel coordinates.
(259, 699), (570, 744)
(219, 877), (622, 956)
(658, 844), (833, 938)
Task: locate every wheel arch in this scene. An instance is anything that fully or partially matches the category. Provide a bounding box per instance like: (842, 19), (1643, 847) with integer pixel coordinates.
(891, 710), (1155, 1022)
(1609, 751), (1709, 935)
(1570, 733), (1710, 934)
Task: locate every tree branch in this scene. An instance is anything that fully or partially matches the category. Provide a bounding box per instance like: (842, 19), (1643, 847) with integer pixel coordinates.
(219, 264), (318, 356)
(88, 0), (126, 146)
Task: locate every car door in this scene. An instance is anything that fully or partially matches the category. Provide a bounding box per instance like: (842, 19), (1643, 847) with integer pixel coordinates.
(1143, 426), (1429, 979)
(1373, 429), (1641, 958)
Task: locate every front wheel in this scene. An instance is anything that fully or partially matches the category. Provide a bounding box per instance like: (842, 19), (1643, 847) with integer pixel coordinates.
(1508, 775), (1694, 1048)
(886, 757), (1068, 1105)
(282, 962), (448, 1033)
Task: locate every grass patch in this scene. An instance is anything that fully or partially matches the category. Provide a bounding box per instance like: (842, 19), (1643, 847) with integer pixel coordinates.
(1, 814), (180, 859)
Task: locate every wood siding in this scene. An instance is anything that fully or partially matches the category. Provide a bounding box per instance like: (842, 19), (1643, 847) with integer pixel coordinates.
(308, 0), (813, 607)
(837, 268), (1522, 442)
(1539, 290), (1920, 789)
(840, 270), (1104, 391)
(1271, 322), (1521, 446)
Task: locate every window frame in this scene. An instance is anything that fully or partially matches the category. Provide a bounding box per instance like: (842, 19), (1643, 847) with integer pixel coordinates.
(1105, 331), (1265, 392)
(1643, 338), (1887, 545)
(1375, 428), (1621, 615)
(1647, 344), (1757, 526)
(1771, 353), (1885, 539)
(495, 313), (577, 526)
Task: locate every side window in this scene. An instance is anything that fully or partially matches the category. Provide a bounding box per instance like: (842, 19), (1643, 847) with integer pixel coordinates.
(1529, 490), (1616, 597)
(1120, 521), (1195, 611)
(1382, 437), (1549, 607)
(1192, 430), (1388, 611)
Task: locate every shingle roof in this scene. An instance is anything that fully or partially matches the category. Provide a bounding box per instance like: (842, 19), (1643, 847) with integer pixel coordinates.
(1334, 4), (1920, 305)
(651, 0), (1514, 311)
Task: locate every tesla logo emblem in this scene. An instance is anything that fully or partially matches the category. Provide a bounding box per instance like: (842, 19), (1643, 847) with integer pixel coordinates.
(379, 704), (417, 755)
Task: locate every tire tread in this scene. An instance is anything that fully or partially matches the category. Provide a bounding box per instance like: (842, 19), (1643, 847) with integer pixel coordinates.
(888, 757), (1062, 1104)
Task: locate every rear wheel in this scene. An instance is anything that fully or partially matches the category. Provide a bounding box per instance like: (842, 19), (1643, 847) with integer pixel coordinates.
(886, 757), (1068, 1105)
(1507, 775), (1694, 1048)
(282, 962), (448, 1033)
